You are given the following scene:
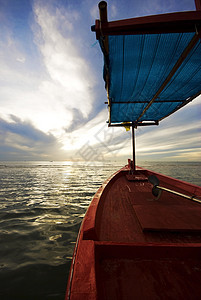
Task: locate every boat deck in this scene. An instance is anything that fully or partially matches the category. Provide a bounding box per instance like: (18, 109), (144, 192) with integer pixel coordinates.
(67, 168), (201, 300)
(95, 169), (201, 244)
(95, 242), (201, 300)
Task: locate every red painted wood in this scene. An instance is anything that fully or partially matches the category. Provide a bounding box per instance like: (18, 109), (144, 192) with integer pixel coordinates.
(96, 243), (201, 300)
(66, 166), (201, 299)
(195, 0), (201, 10)
(67, 240), (97, 299)
(95, 11), (201, 38)
(134, 205), (201, 231)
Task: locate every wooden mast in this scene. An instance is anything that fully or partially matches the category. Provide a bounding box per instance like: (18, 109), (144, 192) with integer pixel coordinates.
(195, 0), (201, 11)
(98, 2), (111, 125)
(132, 124), (136, 172)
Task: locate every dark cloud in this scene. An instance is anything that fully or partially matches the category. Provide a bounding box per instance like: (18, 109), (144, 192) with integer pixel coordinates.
(64, 108), (87, 133)
(64, 103), (106, 134)
(0, 115), (65, 160)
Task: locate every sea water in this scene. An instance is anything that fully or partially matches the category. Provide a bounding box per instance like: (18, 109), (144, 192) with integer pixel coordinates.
(0, 160), (200, 300)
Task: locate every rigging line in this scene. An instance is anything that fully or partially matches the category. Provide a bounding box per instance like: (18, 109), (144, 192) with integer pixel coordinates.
(158, 89), (201, 121)
(150, 33), (183, 114)
(159, 42), (201, 100)
(157, 33), (183, 93)
(136, 32), (200, 121)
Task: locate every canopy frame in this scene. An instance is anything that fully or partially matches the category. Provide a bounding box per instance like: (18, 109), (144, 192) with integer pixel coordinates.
(92, 1), (201, 171)
(92, 1), (201, 128)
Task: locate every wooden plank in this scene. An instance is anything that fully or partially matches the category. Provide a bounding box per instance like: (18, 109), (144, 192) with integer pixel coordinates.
(126, 173), (148, 181)
(94, 11), (201, 37)
(95, 243), (201, 300)
(134, 205), (201, 232)
(195, 0), (201, 11)
(69, 240), (97, 299)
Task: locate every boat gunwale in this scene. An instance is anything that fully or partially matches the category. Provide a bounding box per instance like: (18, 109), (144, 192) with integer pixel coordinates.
(65, 165), (201, 299)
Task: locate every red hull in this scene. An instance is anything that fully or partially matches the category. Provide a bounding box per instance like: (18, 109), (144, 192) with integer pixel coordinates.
(66, 166), (201, 300)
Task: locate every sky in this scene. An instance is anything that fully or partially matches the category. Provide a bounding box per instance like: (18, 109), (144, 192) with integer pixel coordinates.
(0, 0), (200, 162)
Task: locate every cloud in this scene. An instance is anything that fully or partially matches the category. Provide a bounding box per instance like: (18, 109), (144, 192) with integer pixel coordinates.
(0, 0), (108, 160)
(0, 115), (66, 160)
(90, 3), (99, 20)
(134, 100), (201, 161)
(0, 0), (98, 140)
(64, 108), (87, 133)
(16, 57), (26, 63)
(0, 0), (200, 162)
(61, 108), (131, 161)
(33, 0), (95, 119)
(59, 95), (201, 162)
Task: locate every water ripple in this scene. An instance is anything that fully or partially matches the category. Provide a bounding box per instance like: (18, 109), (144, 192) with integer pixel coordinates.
(0, 160), (200, 299)
(0, 161), (120, 299)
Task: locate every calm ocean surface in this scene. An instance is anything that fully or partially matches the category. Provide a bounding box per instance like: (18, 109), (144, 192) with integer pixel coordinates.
(0, 160), (200, 300)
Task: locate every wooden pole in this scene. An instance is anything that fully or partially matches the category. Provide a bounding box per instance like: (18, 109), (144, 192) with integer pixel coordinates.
(195, 0), (201, 11)
(98, 2), (111, 124)
(137, 32), (200, 122)
(98, 1), (109, 54)
(132, 125), (136, 171)
(99, 1), (108, 23)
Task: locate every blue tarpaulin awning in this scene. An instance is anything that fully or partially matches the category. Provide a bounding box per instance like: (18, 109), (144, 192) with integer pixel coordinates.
(92, 4), (201, 126)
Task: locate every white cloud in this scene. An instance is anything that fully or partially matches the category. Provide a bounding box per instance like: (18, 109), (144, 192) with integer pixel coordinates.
(0, 0), (200, 161)
(90, 4), (99, 20)
(61, 109), (108, 151)
(110, 4), (117, 18)
(33, 1), (94, 119)
(0, 1), (96, 142)
(188, 94), (201, 106)
(16, 57), (26, 63)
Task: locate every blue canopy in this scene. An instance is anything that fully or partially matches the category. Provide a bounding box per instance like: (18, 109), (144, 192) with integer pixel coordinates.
(93, 7), (201, 126)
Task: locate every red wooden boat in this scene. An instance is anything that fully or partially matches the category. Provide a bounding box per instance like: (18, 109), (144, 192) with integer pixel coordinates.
(66, 163), (201, 299)
(66, 1), (201, 299)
